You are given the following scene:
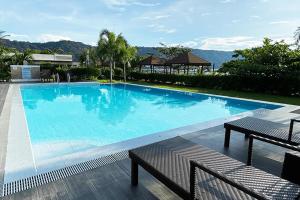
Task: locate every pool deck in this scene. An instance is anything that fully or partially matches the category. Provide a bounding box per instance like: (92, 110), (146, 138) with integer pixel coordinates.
(0, 83), (300, 199)
(0, 84), (9, 194)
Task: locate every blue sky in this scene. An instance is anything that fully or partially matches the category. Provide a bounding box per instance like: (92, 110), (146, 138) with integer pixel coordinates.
(1, 0), (299, 50)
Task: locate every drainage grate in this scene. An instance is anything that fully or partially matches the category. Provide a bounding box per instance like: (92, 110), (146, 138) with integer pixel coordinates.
(2, 150), (128, 197)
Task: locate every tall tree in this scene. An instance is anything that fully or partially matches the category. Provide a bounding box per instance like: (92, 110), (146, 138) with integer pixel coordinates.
(97, 29), (125, 82)
(295, 27), (300, 48)
(118, 40), (137, 82)
(0, 31), (9, 42)
(156, 43), (191, 74)
(157, 43), (191, 59)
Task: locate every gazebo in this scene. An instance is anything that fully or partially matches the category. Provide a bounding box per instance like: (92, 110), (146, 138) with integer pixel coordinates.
(139, 55), (166, 73)
(166, 52), (211, 74)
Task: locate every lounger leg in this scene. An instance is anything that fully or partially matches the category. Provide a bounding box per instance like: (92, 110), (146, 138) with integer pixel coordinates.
(224, 128), (231, 148)
(131, 160), (138, 186)
(247, 137), (254, 166)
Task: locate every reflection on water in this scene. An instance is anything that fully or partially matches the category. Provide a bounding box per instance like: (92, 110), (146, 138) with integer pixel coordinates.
(20, 83), (281, 148)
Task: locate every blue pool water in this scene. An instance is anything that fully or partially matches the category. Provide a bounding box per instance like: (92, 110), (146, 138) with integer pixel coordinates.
(20, 83), (281, 159)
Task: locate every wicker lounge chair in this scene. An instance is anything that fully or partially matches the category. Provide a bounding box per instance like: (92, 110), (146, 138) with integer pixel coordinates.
(129, 137), (300, 200)
(223, 117), (300, 148)
(247, 134), (300, 166)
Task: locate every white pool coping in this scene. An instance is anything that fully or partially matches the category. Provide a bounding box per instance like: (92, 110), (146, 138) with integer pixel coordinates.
(3, 82), (299, 184)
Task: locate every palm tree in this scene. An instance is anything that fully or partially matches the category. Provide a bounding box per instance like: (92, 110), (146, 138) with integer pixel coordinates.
(295, 27), (300, 48)
(97, 29), (125, 82)
(0, 31), (9, 41)
(13, 49), (33, 65)
(118, 41), (137, 82)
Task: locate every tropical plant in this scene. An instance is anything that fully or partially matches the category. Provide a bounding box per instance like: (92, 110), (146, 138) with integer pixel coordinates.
(13, 49), (33, 65)
(295, 27), (300, 48)
(80, 48), (99, 67)
(0, 31), (9, 42)
(157, 43), (191, 59)
(118, 40), (137, 82)
(97, 29), (126, 82)
(220, 38), (300, 77)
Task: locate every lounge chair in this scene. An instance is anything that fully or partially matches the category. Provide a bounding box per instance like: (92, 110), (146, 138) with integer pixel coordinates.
(223, 117), (300, 148)
(129, 136), (300, 200)
(247, 134), (300, 166)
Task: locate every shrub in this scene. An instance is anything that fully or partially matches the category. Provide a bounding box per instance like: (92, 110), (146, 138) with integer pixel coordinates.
(100, 67), (111, 79)
(69, 67), (100, 81)
(99, 67), (123, 80)
(128, 72), (300, 96)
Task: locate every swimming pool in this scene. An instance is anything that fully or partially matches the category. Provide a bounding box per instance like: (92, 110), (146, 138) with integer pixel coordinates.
(19, 83), (281, 171)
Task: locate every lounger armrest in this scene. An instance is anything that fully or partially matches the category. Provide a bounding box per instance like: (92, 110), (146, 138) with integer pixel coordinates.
(249, 135), (300, 152)
(189, 160), (269, 200)
(289, 119), (300, 140)
(291, 119), (300, 123)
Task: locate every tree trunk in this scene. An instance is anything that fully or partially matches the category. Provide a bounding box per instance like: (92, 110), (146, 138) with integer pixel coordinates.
(110, 61), (113, 83)
(123, 63), (126, 82)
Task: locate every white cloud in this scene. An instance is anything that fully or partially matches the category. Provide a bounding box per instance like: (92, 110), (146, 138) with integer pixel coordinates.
(269, 20), (290, 25)
(40, 10), (77, 22)
(8, 33), (30, 41)
(200, 36), (261, 51)
(101, 0), (159, 10)
(201, 12), (212, 17)
(231, 19), (240, 23)
(220, 0), (234, 3)
(132, 1), (160, 7)
(151, 24), (176, 34)
(250, 15), (260, 19)
(139, 14), (170, 21)
(38, 34), (71, 42)
(158, 34), (295, 51)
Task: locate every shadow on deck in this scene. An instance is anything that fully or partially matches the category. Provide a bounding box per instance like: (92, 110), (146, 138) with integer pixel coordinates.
(3, 123), (293, 200)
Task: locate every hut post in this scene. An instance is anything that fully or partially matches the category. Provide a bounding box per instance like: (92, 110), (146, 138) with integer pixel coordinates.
(200, 65), (204, 74)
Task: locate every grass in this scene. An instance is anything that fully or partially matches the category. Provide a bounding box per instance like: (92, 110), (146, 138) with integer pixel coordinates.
(97, 79), (119, 83)
(127, 81), (300, 106)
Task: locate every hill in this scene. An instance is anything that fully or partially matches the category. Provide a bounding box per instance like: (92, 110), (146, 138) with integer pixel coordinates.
(2, 39), (234, 68)
(1, 39), (90, 62)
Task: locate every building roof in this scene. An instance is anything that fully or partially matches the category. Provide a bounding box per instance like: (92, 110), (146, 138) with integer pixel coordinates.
(31, 54), (72, 62)
(139, 55), (165, 66)
(166, 52), (211, 66)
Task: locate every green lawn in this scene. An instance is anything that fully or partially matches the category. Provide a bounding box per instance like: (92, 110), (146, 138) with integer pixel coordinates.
(127, 81), (300, 106)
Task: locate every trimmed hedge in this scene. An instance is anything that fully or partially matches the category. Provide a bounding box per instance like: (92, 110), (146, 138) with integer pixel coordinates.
(54, 67), (100, 81)
(69, 67), (99, 80)
(100, 67), (123, 79)
(128, 72), (300, 96)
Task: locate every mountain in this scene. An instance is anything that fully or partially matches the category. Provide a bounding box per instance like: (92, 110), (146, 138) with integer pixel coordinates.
(1, 39), (90, 62)
(2, 39), (234, 68)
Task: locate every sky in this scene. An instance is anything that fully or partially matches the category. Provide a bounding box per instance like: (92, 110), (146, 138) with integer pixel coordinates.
(0, 0), (299, 51)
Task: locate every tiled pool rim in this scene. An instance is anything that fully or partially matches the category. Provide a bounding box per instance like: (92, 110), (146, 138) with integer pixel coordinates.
(2, 82), (295, 197)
